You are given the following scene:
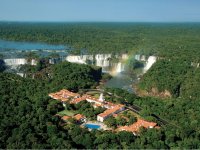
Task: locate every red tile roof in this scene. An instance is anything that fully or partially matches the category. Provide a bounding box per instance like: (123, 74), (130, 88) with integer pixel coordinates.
(70, 96), (87, 104)
(49, 89), (80, 101)
(60, 97), (69, 102)
(60, 89), (80, 97)
(112, 114), (119, 118)
(61, 114), (86, 122)
(61, 115), (71, 121)
(118, 119), (157, 133)
(86, 95), (102, 103)
(137, 119), (157, 128)
(93, 103), (103, 108)
(98, 104), (125, 118)
(74, 114), (86, 121)
(104, 101), (116, 109)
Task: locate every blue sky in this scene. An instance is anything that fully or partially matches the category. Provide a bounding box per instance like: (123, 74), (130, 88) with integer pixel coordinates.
(0, 0), (200, 22)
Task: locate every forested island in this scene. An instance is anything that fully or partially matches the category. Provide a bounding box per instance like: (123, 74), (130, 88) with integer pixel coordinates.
(1, 22), (200, 149)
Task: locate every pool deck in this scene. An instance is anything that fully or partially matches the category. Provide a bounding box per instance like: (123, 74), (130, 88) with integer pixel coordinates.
(82, 121), (112, 131)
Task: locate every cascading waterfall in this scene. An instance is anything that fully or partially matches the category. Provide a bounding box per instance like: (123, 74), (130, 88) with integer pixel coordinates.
(66, 55), (87, 64)
(31, 59), (37, 65)
(135, 54), (146, 61)
(4, 58), (27, 66)
(143, 56), (157, 73)
(4, 58), (37, 66)
(95, 54), (111, 67)
(117, 63), (122, 73)
(116, 62), (125, 73)
(66, 54), (128, 74)
(3, 58), (37, 77)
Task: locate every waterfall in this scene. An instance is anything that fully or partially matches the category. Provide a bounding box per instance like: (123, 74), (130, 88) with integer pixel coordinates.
(66, 55), (96, 65)
(17, 73), (24, 77)
(66, 55), (87, 64)
(135, 55), (141, 61)
(4, 58), (37, 66)
(122, 54), (128, 60)
(135, 54), (146, 61)
(95, 54), (111, 67)
(4, 58), (27, 66)
(31, 59), (37, 65)
(66, 53), (128, 74)
(112, 62), (125, 74)
(116, 62), (122, 73)
(143, 56), (157, 73)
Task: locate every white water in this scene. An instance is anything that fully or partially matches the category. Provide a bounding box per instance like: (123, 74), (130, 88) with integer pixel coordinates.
(66, 55), (88, 64)
(4, 58), (37, 66)
(66, 54), (128, 74)
(95, 54), (111, 67)
(143, 56), (157, 73)
(4, 58), (27, 66)
(135, 54), (146, 61)
(3, 54), (128, 76)
(116, 62), (125, 73)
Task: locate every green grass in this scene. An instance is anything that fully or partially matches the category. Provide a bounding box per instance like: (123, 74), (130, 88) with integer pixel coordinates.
(57, 110), (75, 116)
(122, 110), (140, 118)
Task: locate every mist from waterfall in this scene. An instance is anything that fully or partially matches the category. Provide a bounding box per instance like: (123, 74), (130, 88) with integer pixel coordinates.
(2, 53), (157, 94)
(116, 62), (124, 73)
(66, 54), (128, 75)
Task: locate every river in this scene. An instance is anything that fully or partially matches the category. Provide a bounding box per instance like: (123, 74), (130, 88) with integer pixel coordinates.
(105, 72), (138, 93)
(0, 39), (70, 58)
(0, 39), (145, 93)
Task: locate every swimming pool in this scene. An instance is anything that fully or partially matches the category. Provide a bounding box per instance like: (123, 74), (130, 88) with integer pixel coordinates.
(85, 124), (101, 129)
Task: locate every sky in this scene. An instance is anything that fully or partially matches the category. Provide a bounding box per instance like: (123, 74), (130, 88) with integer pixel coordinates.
(0, 0), (200, 22)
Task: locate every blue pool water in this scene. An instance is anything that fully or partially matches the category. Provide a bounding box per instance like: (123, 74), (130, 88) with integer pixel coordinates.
(85, 124), (101, 129)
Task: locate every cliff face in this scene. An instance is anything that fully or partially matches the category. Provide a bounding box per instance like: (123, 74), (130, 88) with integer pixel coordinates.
(134, 86), (172, 99)
(136, 58), (198, 99)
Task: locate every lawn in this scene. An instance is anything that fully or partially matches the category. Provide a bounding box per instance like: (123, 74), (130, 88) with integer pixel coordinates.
(122, 110), (140, 118)
(57, 110), (76, 116)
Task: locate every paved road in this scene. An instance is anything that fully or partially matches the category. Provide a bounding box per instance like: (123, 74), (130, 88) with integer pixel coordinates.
(151, 114), (168, 125)
(125, 103), (169, 125)
(126, 104), (181, 128)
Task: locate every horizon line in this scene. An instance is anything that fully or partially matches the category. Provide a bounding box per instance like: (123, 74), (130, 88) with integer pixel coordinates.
(1, 20), (200, 24)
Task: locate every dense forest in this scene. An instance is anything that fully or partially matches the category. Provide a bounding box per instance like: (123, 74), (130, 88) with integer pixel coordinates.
(19, 60), (102, 91)
(1, 71), (200, 149)
(0, 61), (101, 148)
(138, 58), (200, 99)
(1, 22), (200, 148)
(1, 22), (200, 59)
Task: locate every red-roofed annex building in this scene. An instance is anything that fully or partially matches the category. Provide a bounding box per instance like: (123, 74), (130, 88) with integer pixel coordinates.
(118, 119), (158, 135)
(97, 104), (125, 122)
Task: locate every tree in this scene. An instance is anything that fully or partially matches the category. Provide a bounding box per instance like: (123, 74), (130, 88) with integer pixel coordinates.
(127, 116), (137, 125)
(116, 117), (127, 126)
(104, 117), (117, 128)
(0, 59), (6, 72)
(24, 52), (39, 64)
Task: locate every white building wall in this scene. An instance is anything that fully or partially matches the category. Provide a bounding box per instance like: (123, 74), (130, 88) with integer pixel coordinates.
(97, 116), (104, 122)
